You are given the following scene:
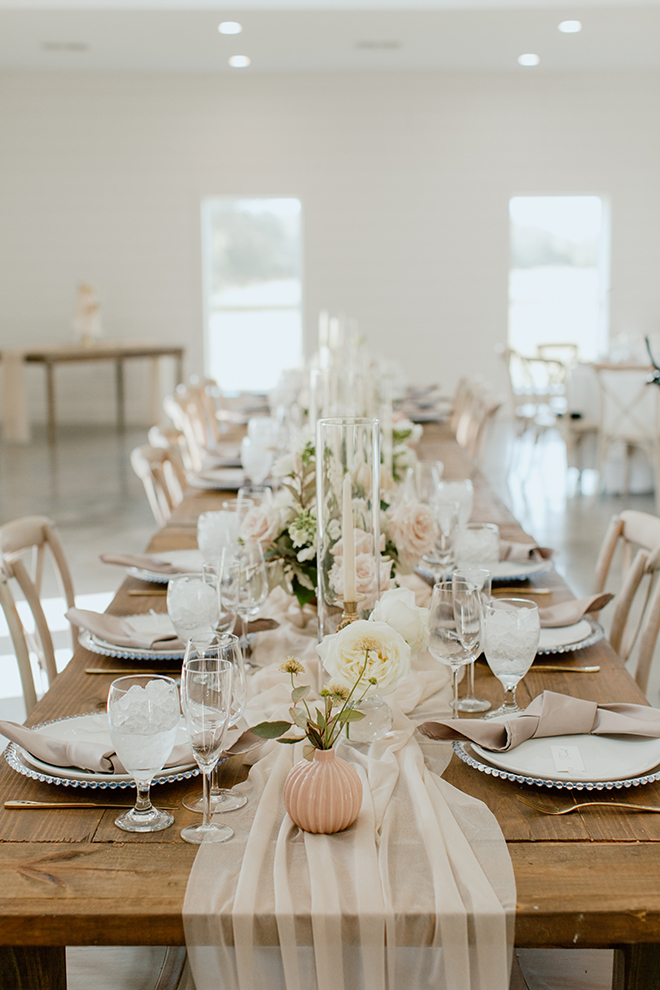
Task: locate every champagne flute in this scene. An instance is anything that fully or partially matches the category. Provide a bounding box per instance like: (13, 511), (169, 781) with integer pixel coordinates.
(107, 675), (180, 833)
(182, 634), (248, 814)
(422, 499), (460, 582)
(166, 571), (220, 651)
(452, 566), (491, 714)
(202, 558), (237, 637)
(226, 542), (269, 668)
(428, 579), (481, 715)
(483, 598), (540, 717)
(180, 651), (234, 844)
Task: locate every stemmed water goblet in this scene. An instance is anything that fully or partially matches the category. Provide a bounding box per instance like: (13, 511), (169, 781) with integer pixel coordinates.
(422, 499), (460, 582)
(166, 571), (220, 652)
(107, 675), (180, 833)
(435, 479), (474, 528)
(182, 634), (249, 814)
(225, 542), (269, 668)
(452, 566), (492, 714)
(197, 500), (252, 567)
(241, 436), (274, 486)
(455, 523), (500, 568)
(482, 598), (540, 717)
(180, 652), (234, 844)
(427, 579), (482, 715)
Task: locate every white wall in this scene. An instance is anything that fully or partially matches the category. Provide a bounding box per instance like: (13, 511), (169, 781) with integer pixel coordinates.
(1, 68), (660, 425)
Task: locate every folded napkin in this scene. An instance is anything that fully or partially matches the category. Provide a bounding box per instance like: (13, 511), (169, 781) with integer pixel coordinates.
(67, 608), (184, 651)
(0, 720), (259, 774)
(419, 690), (660, 752)
(0, 719), (192, 774)
(500, 541), (555, 562)
(539, 593), (613, 628)
(100, 553), (185, 574)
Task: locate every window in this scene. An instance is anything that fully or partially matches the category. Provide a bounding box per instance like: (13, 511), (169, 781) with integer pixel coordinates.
(202, 197), (303, 392)
(508, 196), (609, 361)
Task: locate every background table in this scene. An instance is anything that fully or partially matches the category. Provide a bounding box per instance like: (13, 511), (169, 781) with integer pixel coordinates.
(0, 341), (185, 444)
(1, 423), (660, 990)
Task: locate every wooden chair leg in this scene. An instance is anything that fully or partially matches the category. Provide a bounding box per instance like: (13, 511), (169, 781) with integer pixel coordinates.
(0, 946), (66, 990)
(613, 944), (660, 990)
(154, 947), (187, 990)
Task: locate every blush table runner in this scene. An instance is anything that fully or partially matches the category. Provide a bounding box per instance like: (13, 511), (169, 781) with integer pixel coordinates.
(183, 589), (516, 990)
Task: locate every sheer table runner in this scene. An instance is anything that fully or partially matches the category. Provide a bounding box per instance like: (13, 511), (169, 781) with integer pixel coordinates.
(183, 590), (516, 990)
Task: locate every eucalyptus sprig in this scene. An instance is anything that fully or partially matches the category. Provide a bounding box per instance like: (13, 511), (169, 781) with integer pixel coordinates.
(251, 655), (375, 752)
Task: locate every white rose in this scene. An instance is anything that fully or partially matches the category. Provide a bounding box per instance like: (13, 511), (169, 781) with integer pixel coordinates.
(330, 553), (394, 607)
(272, 452), (295, 478)
(317, 619), (411, 696)
(386, 500), (436, 569)
(240, 504), (280, 545)
(370, 586), (430, 653)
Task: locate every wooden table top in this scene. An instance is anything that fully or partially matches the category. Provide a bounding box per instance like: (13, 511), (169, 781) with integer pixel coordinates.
(2, 424), (660, 953)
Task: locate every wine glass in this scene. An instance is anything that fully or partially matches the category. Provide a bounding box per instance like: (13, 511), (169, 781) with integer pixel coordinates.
(237, 484), (273, 510)
(107, 675), (180, 833)
(241, 436), (274, 486)
(435, 479), (474, 528)
(166, 572), (220, 651)
(427, 579), (481, 715)
(421, 499), (460, 582)
(482, 598), (540, 717)
(225, 542), (269, 668)
(202, 559), (237, 637)
(455, 523), (500, 567)
(180, 652), (234, 844)
(452, 566), (492, 714)
(182, 634), (249, 814)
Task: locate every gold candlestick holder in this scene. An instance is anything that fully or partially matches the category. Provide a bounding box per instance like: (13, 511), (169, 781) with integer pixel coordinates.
(338, 595), (365, 630)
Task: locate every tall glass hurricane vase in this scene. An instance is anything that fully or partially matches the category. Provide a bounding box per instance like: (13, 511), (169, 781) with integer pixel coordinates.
(316, 418), (383, 639)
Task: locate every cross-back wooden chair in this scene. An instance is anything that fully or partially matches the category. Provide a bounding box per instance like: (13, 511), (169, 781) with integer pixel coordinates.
(594, 509), (660, 692)
(454, 378), (503, 464)
(130, 444), (186, 529)
(0, 516), (76, 714)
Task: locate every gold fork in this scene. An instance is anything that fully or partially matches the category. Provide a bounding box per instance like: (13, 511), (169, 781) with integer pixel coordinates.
(518, 794), (660, 815)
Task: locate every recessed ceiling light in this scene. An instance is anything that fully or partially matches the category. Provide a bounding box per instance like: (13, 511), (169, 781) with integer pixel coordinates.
(229, 55), (251, 68)
(219, 22), (242, 35)
(558, 20), (582, 33)
(518, 53), (540, 67)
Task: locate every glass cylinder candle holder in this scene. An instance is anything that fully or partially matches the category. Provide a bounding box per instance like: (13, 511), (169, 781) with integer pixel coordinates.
(316, 417), (384, 639)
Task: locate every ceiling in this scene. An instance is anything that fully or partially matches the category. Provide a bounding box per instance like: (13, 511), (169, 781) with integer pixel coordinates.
(1, 3), (660, 72)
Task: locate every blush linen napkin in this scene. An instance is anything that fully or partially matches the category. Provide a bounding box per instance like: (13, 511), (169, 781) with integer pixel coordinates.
(418, 690), (660, 753)
(183, 588), (516, 990)
(100, 552), (186, 574)
(538, 593), (614, 628)
(67, 607), (185, 651)
(499, 541), (554, 563)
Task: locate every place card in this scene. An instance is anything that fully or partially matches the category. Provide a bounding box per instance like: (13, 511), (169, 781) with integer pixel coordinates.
(551, 745), (586, 775)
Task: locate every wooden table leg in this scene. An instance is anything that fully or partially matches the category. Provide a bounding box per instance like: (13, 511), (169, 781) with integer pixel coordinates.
(0, 946), (66, 989)
(613, 944), (660, 989)
(45, 361), (56, 444)
(115, 358), (125, 432)
(175, 350), (183, 387)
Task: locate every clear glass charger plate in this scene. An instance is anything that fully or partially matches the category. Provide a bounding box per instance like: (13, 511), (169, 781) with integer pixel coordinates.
(128, 548), (204, 584)
(536, 617), (603, 655)
(453, 722), (660, 791)
(186, 468), (245, 491)
(5, 713), (199, 790)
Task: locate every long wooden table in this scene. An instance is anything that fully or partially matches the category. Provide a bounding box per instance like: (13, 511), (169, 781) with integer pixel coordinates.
(2, 424), (660, 989)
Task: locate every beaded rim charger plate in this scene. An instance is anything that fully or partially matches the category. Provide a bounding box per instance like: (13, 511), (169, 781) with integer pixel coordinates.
(5, 713), (199, 789)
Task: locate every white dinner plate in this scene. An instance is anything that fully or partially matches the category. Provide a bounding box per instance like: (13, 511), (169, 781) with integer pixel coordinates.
(186, 468), (245, 491)
(128, 548), (204, 584)
(6, 713), (199, 789)
(536, 618), (603, 655)
(488, 559), (554, 581)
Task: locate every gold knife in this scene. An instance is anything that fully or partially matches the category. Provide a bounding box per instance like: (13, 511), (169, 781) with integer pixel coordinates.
(5, 800), (179, 810)
(85, 667), (181, 675)
(492, 587), (553, 595)
(534, 665), (600, 673)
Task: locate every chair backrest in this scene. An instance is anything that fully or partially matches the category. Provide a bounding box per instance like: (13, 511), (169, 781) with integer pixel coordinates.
(130, 444), (186, 529)
(536, 342), (579, 367)
(187, 375), (223, 448)
(594, 364), (660, 448)
(163, 388), (208, 473)
(0, 516), (75, 713)
(594, 509), (660, 692)
(454, 378), (503, 463)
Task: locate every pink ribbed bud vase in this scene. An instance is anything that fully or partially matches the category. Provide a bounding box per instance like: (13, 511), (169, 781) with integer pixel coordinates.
(283, 748), (362, 834)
